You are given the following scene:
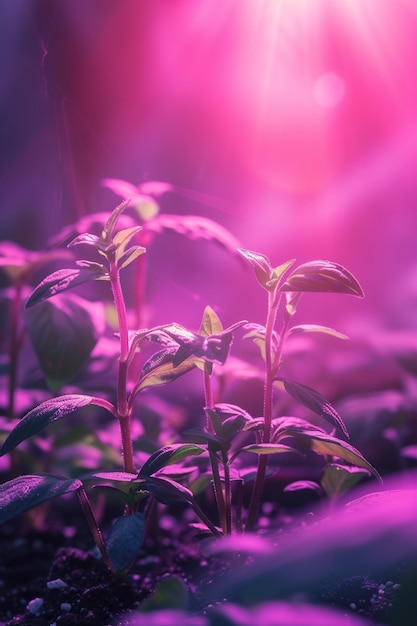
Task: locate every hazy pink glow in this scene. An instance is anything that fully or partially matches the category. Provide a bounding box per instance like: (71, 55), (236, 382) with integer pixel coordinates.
(1, 0), (416, 327)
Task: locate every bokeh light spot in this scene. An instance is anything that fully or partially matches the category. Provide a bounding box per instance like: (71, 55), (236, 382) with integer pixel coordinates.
(314, 72), (346, 108)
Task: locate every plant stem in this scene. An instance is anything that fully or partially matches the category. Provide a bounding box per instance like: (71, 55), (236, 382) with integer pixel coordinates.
(77, 487), (115, 573)
(245, 289), (278, 531)
(109, 259), (135, 474)
(204, 364), (227, 534)
(7, 282), (23, 420)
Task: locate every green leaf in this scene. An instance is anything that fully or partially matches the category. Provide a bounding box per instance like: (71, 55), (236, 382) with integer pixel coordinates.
(0, 474), (82, 524)
(25, 294), (104, 390)
(288, 324), (348, 340)
(106, 512), (146, 572)
(138, 476), (194, 505)
(280, 260), (364, 297)
(139, 444), (206, 477)
(136, 349), (197, 392)
(139, 575), (189, 613)
(25, 266), (107, 308)
(268, 259), (296, 290)
(102, 200), (131, 241)
(199, 305), (223, 337)
(113, 225), (143, 251)
(239, 443), (299, 455)
(285, 429), (381, 480)
(117, 245), (146, 270)
(0, 395), (95, 456)
(276, 378), (349, 439)
(321, 463), (370, 498)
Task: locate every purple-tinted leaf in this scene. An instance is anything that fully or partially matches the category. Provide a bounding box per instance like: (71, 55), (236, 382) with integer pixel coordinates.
(139, 444), (206, 478)
(146, 214), (241, 256)
(276, 378), (349, 439)
(285, 429), (381, 480)
(284, 480), (323, 494)
(0, 395), (95, 455)
(0, 474), (82, 524)
(280, 260), (364, 296)
(81, 471), (137, 483)
(25, 266), (107, 308)
(139, 476), (194, 505)
(213, 475), (417, 608)
(212, 601), (373, 626)
(287, 324), (348, 340)
(49, 212), (136, 247)
(68, 233), (102, 248)
(183, 427), (223, 448)
(25, 295), (105, 390)
(237, 248), (273, 290)
(0, 243), (72, 283)
(106, 512), (146, 572)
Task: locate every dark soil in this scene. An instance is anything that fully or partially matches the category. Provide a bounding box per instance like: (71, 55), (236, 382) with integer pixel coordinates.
(0, 500), (410, 626)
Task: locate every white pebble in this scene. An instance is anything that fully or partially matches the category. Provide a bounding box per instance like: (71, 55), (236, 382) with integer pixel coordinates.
(60, 602), (72, 612)
(27, 597), (44, 615)
(47, 578), (68, 590)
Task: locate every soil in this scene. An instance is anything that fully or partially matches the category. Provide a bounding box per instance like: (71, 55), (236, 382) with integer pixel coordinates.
(0, 501), (410, 626)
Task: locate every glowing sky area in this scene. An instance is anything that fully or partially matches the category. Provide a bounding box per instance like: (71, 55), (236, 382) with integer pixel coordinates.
(1, 0), (416, 328)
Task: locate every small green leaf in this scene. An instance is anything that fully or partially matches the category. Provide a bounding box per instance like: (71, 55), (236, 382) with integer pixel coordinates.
(0, 395), (96, 456)
(25, 294), (104, 390)
(199, 305), (223, 337)
(268, 259), (296, 290)
(136, 350), (197, 392)
(276, 378), (349, 439)
(139, 444), (206, 478)
(102, 200), (131, 241)
(280, 260), (364, 297)
(239, 443), (299, 455)
(106, 512), (146, 572)
(0, 474), (82, 523)
(25, 266), (106, 308)
(117, 245), (146, 270)
(285, 429), (381, 481)
(321, 463), (370, 498)
(139, 575), (189, 612)
(113, 225), (143, 250)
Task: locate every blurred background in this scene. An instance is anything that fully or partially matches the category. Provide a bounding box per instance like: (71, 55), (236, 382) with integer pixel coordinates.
(1, 0), (416, 333)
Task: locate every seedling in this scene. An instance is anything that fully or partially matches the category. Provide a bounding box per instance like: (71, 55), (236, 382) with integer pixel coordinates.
(0, 198), (380, 573)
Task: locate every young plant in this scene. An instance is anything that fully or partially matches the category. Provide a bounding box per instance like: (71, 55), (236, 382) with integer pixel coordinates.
(0, 200), (381, 575)
(0, 201), (243, 572)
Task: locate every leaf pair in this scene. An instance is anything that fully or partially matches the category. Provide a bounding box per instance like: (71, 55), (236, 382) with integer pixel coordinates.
(239, 248), (364, 298)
